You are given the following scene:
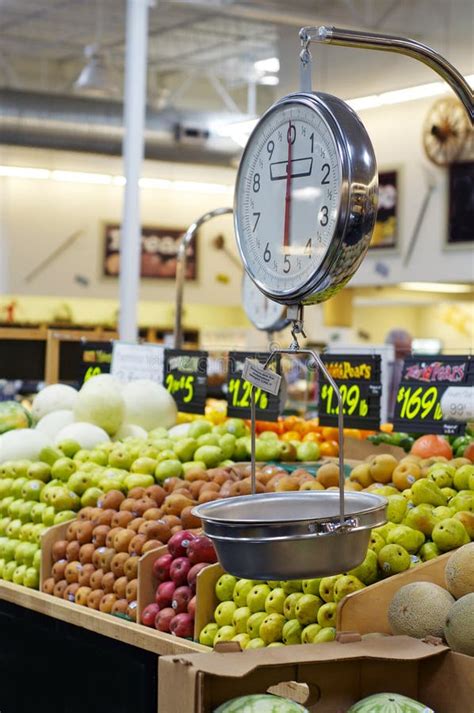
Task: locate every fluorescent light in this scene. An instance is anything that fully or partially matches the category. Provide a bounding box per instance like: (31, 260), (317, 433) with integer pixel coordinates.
(348, 74), (474, 111)
(0, 164), (232, 193)
(0, 166), (50, 179)
(259, 75), (279, 86)
(254, 57), (280, 73)
(51, 170), (112, 185)
(399, 282), (473, 293)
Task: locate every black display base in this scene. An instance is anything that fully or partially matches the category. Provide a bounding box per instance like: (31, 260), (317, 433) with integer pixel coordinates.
(0, 599), (158, 713)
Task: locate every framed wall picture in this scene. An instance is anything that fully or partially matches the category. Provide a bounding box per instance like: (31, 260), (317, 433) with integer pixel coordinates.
(103, 224), (197, 279)
(447, 161), (474, 246)
(369, 170), (398, 250)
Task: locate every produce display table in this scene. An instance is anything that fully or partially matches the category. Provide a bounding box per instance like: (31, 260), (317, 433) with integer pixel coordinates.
(0, 581), (206, 713)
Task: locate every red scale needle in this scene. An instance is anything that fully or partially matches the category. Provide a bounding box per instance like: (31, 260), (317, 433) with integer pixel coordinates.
(283, 120), (293, 250)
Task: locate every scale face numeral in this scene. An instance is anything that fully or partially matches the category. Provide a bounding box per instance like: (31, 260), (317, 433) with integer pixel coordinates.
(284, 255), (291, 273)
(253, 173), (261, 192)
(321, 163), (330, 184)
(263, 242), (271, 262)
(305, 238), (312, 256)
(310, 132), (314, 153)
(252, 212), (261, 232)
(320, 205), (329, 226)
(267, 140), (275, 160)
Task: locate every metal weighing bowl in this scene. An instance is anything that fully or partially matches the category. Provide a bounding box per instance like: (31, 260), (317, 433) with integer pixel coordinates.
(193, 491), (386, 580)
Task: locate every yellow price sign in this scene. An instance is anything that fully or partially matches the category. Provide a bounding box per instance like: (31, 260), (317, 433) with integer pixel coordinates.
(320, 383), (368, 417)
(396, 385), (443, 421)
(84, 366), (102, 382)
(165, 373), (195, 404)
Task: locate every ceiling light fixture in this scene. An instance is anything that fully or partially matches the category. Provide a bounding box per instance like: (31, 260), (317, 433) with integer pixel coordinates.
(399, 282), (473, 293)
(73, 44), (119, 96)
(254, 57), (280, 73)
(259, 75), (279, 86)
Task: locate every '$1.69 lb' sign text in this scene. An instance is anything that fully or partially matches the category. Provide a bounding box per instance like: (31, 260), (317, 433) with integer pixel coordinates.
(396, 385), (443, 422)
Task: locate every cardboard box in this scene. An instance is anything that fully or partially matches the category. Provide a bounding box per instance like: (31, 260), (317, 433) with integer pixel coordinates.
(158, 635), (474, 713)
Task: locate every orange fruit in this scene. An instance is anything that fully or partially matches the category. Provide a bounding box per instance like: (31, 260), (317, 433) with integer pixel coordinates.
(281, 430), (301, 441)
(343, 428), (361, 440)
(321, 427), (339, 442)
(303, 432), (322, 443)
(319, 440), (339, 457)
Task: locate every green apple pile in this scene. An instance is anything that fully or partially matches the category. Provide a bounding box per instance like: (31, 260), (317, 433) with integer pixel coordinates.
(199, 575), (341, 648)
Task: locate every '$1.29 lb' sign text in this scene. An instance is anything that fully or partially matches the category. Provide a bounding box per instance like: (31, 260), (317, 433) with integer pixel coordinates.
(320, 383), (369, 418)
(228, 378), (269, 410)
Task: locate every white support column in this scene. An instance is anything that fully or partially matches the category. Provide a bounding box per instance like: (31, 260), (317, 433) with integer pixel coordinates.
(119, 0), (152, 341)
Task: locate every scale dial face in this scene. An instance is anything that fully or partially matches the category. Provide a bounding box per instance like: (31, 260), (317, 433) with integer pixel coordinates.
(242, 272), (290, 332)
(234, 92), (378, 305)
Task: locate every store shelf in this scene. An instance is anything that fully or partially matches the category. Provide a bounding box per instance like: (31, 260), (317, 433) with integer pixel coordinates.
(0, 580), (207, 656)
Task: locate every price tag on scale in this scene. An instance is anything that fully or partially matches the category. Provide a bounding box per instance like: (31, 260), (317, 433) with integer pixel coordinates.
(318, 354), (382, 429)
(226, 352), (282, 421)
(164, 350), (208, 414)
(79, 342), (113, 384)
(111, 342), (165, 384)
(393, 355), (473, 435)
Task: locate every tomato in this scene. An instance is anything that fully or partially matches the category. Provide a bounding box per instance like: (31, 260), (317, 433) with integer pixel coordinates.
(320, 440), (339, 457)
(281, 430), (301, 441)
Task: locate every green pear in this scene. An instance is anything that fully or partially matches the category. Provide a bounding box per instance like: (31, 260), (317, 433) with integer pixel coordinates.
(373, 522), (397, 540)
(454, 510), (474, 538)
(233, 437), (250, 461)
(10, 478), (28, 499)
(319, 575), (341, 603)
(264, 587), (286, 615)
(419, 541), (441, 561)
(386, 495), (408, 524)
(280, 580), (302, 594)
(433, 505), (455, 520)
(348, 549), (378, 585)
(214, 601), (237, 627)
(51, 457), (77, 482)
(23, 566), (39, 589)
(453, 465), (474, 491)
(333, 575), (364, 603)
(377, 544), (411, 576)
(368, 531), (386, 555)
(38, 447), (63, 466)
(108, 448), (134, 470)
(232, 579), (257, 607)
(31, 523), (47, 544)
(283, 592), (303, 619)
(246, 612), (267, 639)
(232, 606), (251, 634)
(450, 491), (474, 513)
(282, 619), (303, 645)
(218, 434), (236, 460)
(6, 519), (22, 539)
(232, 633), (250, 649)
(131, 457), (157, 475)
(199, 623), (219, 646)
(301, 623), (322, 643)
(411, 478), (447, 507)
(313, 626), (336, 643)
(317, 602), (337, 628)
(41, 506), (56, 526)
(432, 518), (469, 551)
(10, 461), (31, 479)
(295, 594), (323, 625)
(247, 584), (271, 613)
(30, 502), (47, 524)
(18, 501), (35, 524)
(154, 460), (183, 482)
(387, 524), (425, 554)
(81, 487), (104, 507)
(224, 418), (247, 438)
(187, 420), (212, 438)
(197, 433), (220, 447)
(214, 626), (236, 643)
(173, 438), (198, 463)
(0, 478), (13, 499)
(27, 462), (51, 483)
(259, 613), (286, 644)
(2, 560), (18, 582)
(0, 497), (15, 517)
(54, 510), (76, 525)
(12, 564), (27, 586)
(124, 473), (155, 490)
(215, 574), (237, 602)
(302, 578), (322, 596)
(245, 637), (265, 649)
(403, 506), (437, 537)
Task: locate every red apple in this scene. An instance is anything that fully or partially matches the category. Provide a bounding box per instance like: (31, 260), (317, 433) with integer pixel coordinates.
(187, 595), (196, 619)
(152, 553), (173, 583)
(155, 580), (176, 608)
(141, 602), (160, 627)
(154, 606), (175, 633)
(167, 530), (195, 559)
(170, 612), (194, 638)
(187, 536), (217, 565)
(169, 556), (191, 586)
(187, 562), (209, 592)
(171, 585), (193, 614)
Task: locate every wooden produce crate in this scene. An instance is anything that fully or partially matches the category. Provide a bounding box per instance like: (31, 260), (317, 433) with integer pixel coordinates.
(337, 551), (451, 635)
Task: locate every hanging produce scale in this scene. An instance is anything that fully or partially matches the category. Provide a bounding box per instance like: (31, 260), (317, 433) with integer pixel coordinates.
(194, 26), (473, 580)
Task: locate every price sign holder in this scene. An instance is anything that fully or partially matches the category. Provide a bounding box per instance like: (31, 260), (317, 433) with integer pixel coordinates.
(111, 342), (165, 384)
(318, 354), (382, 429)
(164, 349), (208, 414)
(226, 351), (282, 421)
(79, 341), (113, 384)
(393, 354), (473, 435)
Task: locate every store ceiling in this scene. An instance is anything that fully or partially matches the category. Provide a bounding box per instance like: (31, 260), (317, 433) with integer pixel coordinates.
(1, 0), (472, 112)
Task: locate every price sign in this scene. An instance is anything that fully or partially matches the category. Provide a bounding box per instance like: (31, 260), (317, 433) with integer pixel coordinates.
(164, 350), (208, 414)
(318, 354), (382, 429)
(79, 342), (113, 385)
(226, 352), (282, 421)
(111, 342), (164, 383)
(393, 355), (473, 435)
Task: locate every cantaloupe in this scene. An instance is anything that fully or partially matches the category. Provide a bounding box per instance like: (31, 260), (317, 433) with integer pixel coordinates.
(445, 542), (474, 599)
(388, 581), (454, 638)
(444, 592), (474, 655)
